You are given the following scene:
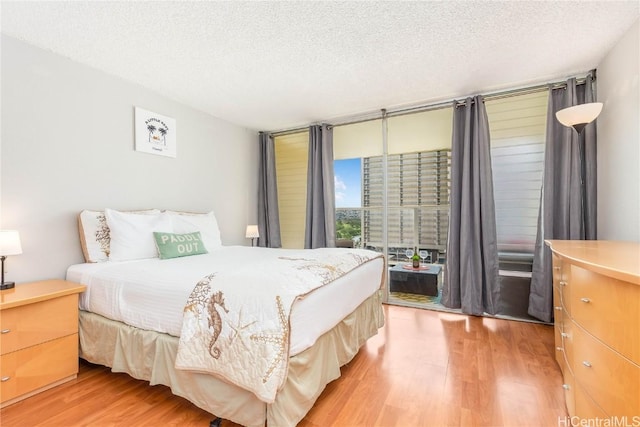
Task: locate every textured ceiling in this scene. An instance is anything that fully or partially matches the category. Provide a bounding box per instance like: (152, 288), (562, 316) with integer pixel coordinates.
(2, 1), (638, 131)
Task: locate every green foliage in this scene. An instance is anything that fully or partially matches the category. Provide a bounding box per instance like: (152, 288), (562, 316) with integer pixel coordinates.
(336, 218), (361, 240)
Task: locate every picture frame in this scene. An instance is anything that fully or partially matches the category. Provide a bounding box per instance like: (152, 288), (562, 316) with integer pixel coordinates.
(135, 107), (177, 158)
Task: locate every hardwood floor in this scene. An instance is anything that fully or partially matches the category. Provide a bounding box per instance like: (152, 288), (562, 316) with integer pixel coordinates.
(0, 304), (567, 426)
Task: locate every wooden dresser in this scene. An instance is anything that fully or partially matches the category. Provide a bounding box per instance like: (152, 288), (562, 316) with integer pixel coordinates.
(547, 240), (640, 420)
(0, 280), (86, 407)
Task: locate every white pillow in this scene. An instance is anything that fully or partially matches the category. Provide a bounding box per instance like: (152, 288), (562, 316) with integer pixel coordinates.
(78, 210), (111, 263)
(78, 209), (160, 262)
(105, 209), (173, 261)
(164, 211), (222, 251)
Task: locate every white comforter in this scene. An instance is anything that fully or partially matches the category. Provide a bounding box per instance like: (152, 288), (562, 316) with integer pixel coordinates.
(67, 246), (384, 359)
(174, 247), (383, 402)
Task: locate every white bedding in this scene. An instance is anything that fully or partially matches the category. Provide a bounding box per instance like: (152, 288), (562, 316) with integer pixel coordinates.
(66, 246), (384, 356)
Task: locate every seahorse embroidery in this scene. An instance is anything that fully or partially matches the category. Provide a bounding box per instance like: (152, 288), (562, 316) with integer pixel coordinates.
(208, 290), (229, 359)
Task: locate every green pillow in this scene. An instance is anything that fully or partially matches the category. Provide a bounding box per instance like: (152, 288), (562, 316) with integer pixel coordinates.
(153, 231), (208, 259)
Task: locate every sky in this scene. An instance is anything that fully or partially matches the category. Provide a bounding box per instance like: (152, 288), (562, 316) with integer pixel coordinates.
(334, 158), (361, 208)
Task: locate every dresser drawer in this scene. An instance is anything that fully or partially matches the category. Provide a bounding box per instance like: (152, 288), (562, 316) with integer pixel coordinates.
(560, 311), (574, 369)
(561, 360), (576, 418)
(0, 294), (79, 355)
(552, 254), (563, 286)
(553, 285), (563, 363)
(575, 382), (608, 419)
(573, 324), (640, 417)
(557, 263), (571, 314)
(1, 334), (78, 404)
(570, 265), (640, 363)
(554, 325), (564, 367)
(553, 254), (571, 312)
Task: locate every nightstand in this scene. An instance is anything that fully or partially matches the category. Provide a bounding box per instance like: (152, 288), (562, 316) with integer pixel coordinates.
(0, 279), (86, 407)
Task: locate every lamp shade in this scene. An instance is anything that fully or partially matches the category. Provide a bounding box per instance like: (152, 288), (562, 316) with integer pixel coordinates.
(0, 230), (22, 256)
(555, 102), (603, 133)
(245, 225), (259, 239)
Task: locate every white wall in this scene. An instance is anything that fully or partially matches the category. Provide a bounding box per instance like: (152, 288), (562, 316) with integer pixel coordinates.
(597, 19), (640, 242)
(1, 35), (259, 282)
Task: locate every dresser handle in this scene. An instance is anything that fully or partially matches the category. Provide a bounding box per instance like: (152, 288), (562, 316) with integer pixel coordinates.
(1, 376), (10, 382)
(582, 361), (592, 368)
(580, 297), (591, 303)
(561, 333), (568, 338)
(556, 346), (563, 352)
(554, 266), (561, 271)
(562, 384), (570, 390)
(560, 281), (567, 287)
(0, 329), (10, 334)
(554, 306), (562, 311)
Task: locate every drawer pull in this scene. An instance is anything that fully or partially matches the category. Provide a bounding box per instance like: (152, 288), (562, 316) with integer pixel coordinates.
(1, 329), (10, 334)
(554, 306), (562, 311)
(561, 333), (568, 338)
(562, 384), (570, 390)
(582, 361), (592, 368)
(580, 297), (591, 303)
(554, 266), (561, 271)
(560, 281), (567, 287)
(556, 346), (563, 352)
(1, 376), (10, 382)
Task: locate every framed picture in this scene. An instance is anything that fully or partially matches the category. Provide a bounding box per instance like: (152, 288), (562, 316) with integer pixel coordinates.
(135, 107), (177, 158)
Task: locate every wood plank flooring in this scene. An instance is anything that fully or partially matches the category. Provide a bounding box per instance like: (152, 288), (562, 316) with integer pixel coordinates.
(0, 304), (567, 426)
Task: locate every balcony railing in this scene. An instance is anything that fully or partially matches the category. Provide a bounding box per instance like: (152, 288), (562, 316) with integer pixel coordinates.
(336, 207), (446, 264)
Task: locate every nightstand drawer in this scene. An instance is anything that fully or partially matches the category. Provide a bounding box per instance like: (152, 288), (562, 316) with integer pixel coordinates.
(1, 334), (78, 404)
(0, 294), (79, 355)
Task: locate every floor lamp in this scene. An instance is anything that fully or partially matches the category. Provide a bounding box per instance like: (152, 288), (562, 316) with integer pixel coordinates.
(555, 102), (603, 133)
(555, 102), (603, 235)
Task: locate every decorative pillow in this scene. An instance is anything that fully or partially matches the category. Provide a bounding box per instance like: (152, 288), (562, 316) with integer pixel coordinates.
(105, 208), (173, 262)
(153, 231), (208, 259)
(78, 210), (111, 263)
(164, 211), (222, 251)
(78, 209), (160, 263)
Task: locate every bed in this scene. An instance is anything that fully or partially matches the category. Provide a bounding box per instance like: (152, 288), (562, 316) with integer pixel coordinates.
(67, 209), (386, 426)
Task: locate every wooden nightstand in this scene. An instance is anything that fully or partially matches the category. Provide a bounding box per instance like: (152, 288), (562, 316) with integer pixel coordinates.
(0, 279), (86, 407)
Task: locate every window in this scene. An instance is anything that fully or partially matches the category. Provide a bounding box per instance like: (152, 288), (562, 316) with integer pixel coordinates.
(335, 158), (362, 245)
(334, 120), (383, 250)
(486, 91), (548, 255)
(333, 109), (452, 263)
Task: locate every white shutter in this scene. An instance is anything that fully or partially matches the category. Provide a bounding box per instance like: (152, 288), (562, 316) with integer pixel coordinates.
(486, 91), (548, 254)
(363, 149), (450, 251)
(274, 132), (309, 249)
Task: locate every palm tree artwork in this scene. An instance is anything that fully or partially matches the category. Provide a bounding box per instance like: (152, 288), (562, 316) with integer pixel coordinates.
(147, 124), (157, 143)
(158, 127), (168, 146)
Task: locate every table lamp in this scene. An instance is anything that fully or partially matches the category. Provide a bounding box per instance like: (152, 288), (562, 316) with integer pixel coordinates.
(245, 225), (259, 247)
(0, 230), (22, 290)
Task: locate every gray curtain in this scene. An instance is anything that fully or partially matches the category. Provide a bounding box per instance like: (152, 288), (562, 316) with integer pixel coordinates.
(528, 74), (597, 322)
(257, 132), (282, 248)
(442, 96), (500, 316)
(304, 124), (336, 249)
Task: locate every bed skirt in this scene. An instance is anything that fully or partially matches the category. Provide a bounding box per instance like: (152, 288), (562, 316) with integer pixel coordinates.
(78, 290), (384, 427)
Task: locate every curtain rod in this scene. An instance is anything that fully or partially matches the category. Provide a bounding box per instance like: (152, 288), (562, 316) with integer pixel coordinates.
(269, 71), (595, 137)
